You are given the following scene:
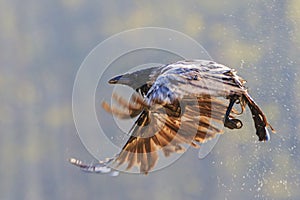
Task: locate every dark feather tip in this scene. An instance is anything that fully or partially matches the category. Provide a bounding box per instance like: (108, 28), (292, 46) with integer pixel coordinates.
(258, 127), (270, 141)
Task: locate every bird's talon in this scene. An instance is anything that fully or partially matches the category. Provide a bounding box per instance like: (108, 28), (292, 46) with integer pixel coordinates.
(224, 118), (243, 129)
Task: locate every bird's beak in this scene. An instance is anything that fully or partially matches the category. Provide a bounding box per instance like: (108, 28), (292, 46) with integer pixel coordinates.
(108, 75), (131, 85)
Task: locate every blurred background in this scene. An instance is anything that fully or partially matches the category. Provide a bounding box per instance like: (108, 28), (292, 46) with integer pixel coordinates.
(1, 0), (299, 199)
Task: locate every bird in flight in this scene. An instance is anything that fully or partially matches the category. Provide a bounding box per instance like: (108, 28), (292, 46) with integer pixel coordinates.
(69, 60), (274, 175)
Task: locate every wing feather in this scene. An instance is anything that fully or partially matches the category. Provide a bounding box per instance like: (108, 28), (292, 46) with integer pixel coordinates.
(104, 93), (230, 173)
(146, 61), (246, 105)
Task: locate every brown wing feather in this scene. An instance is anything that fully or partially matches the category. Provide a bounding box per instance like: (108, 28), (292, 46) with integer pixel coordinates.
(103, 93), (230, 174)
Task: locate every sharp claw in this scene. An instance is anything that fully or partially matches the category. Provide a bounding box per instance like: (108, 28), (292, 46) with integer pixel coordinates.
(224, 118), (243, 129)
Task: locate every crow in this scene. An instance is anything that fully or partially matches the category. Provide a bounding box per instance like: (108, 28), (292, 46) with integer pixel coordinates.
(70, 60), (274, 174)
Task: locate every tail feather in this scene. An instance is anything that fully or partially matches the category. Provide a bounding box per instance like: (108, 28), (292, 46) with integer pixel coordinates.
(243, 92), (275, 141)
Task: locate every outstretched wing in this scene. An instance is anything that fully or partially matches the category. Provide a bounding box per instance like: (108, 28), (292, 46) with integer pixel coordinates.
(111, 95), (231, 174)
(70, 91), (232, 174)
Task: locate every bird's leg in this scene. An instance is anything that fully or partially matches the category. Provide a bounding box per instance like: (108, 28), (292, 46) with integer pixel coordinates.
(224, 95), (243, 129)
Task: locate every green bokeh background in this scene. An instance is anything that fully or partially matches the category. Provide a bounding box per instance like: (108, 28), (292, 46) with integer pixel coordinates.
(1, 0), (299, 199)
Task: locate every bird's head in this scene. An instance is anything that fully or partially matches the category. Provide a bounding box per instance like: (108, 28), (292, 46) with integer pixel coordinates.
(108, 67), (159, 90)
(108, 74), (131, 85)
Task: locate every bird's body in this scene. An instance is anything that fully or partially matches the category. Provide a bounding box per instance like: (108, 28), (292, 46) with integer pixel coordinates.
(70, 60), (274, 174)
